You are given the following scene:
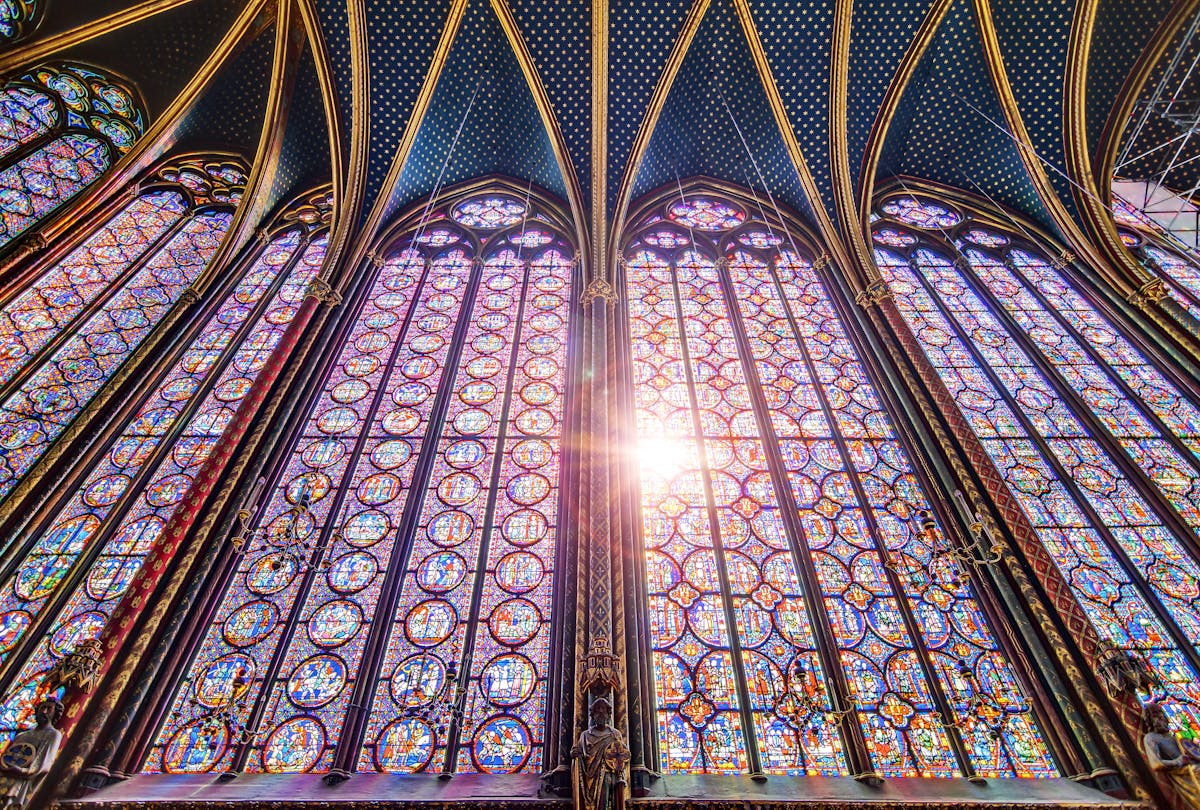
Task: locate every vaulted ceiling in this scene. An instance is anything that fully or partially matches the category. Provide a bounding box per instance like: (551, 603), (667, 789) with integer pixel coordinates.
(5, 0), (1193, 282)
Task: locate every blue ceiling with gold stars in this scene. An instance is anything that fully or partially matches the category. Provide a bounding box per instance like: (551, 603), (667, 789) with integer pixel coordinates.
(17, 0), (1190, 261)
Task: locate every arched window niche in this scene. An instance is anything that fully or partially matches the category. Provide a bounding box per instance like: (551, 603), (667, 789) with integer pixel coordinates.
(0, 184), (330, 743)
(618, 181), (1061, 783)
(872, 183), (1200, 739)
(0, 62), (146, 250)
(0, 153), (247, 502)
(1111, 196), (1200, 319)
(140, 180), (579, 780)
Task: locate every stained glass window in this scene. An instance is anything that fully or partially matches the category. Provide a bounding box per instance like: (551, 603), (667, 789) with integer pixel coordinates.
(626, 193), (1056, 779)
(145, 191), (574, 777)
(1110, 195), (1200, 317)
(0, 159), (247, 499)
(0, 63), (145, 248)
(877, 192), (1200, 733)
(0, 197), (327, 741)
(0, 0), (37, 42)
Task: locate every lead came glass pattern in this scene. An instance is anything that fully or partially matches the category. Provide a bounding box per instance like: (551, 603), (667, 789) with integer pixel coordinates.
(876, 244), (1200, 731)
(0, 64), (145, 248)
(246, 247), (470, 775)
(145, 193), (573, 778)
(0, 210), (233, 498)
(967, 247), (1200, 534)
(0, 231), (321, 740)
(627, 195), (1056, 779)
(1141, 245), (1200, 319)
(0, 191), (186, 390)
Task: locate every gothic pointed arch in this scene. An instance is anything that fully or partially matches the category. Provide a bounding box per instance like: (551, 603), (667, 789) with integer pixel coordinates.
(141, 179), (579, 778)
(0, 185), (331, 740)
(872, 184), (1200, 736)
(0, 154), (248, 502)
(0, 62), (146, 250)
(618, 180), (1062, 780)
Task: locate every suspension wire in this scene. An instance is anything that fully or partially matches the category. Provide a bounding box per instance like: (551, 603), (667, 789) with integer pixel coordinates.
(408, 71), (487, 249)
(1117, 13), (1200, 170)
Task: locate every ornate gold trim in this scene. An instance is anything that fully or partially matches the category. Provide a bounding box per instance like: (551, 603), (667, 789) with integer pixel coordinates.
(304, 276), (342, 306)
(491, 0), (589, 270)
(590, 0), (609, 284)
(0, 0), (199, 76)
(294, 0), (346, 221)
(195, 2), (298, 294)
(580, 277), (618, 305)
(857, 0), (955, 227)
(854, 279), (893, 308)
(1127, 276), (1170, 309)
(607, 0), (711, 275)
(729, 0), (856, 278)
(332, 0), (469, 290)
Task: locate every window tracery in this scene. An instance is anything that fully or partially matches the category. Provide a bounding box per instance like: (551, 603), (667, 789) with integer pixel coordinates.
(0, 187), (324, 743)
(875, 191), (1200, 734)
(0, 158), (247, 499)
(144, 190), (574, 778)
(0, 64), (145, 249)
(623, 190), (1056, 779)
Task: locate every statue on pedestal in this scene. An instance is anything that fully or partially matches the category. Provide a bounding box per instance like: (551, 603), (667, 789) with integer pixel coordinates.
(1142, 701), (1200, 809)
(0, 697), (63, 809)
(571, 697), (629, 810)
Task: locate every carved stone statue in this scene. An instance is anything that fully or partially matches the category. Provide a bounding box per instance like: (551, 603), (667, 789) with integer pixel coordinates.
(571, 698), (629, 810)
(0, 697), (63, 809)
(1142, 701), (1200, 809)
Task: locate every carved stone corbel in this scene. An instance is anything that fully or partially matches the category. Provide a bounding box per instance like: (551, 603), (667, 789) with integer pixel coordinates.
(580, 278), (618, 306)
(304, 277), (342, 307)
(855, 279), (893, 309)
(1127, 277), (1169, 310)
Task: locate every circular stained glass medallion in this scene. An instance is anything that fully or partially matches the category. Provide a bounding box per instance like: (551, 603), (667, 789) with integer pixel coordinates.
(382, 408), (420, 436)
(445, 439), (486, 469)
(437, 472), (481, 506)
(415, 551), (467, 593)
(480, 653), (536, 707)
(326, 551), (378, 594)
(287, 654), (347, 708)
(82, 474), (128, 507)
(503, 510), (548, 547)
(341, 510), (390, 546)
(428, 511), (474, 547)
(453, 408), (492, 436)
(375, 718), (435, 773)
(301, 438), (345, 468)
(164, 719), (229, 773)
(345, 355), (379, 378)
(390, 654), (446, 708)
(488, 598), (541, 646)
(261, 716), (324, 773)
(506, 473), (550, 506)
(405, 599), (456, 647)
(246, 553), (298, 595)
(514, 408), (554, 436)
(358, 472), (402, 505)
(371, 440), (412, 470)
(495, 552), (544, 594)
(146, 473), (192, 507)
(317, 407), (357, 434)
(393, 382), (431, 407)
(520, 382), (555, 406)
(460, 381), (496, 406)
(511, 439), (553, 469)
(50, 611), (106, 657)
(470, 716), (531, 773)
(0, 611), (30, 653)
(222, 601), (279, 647)
(194, 653), (254, 708)
(308, 599), (363, 647)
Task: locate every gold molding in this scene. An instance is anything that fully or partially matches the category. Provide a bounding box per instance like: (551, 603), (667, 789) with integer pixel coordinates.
(0, 0), (199, 76)
(827, 0), (875, 289)
(491, 0), (589, 271)
(970, 0), (1126, 290)
(317, 0), (370, 290)
(195, 4), (298, 293)
(729, 0), (855, 276)
(607, 0), (711, 274)
(333, 0), (469, 289)
(590, 0), (609, 281)
(857, 0), (955, 226)
(294, 0), (346, 226)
